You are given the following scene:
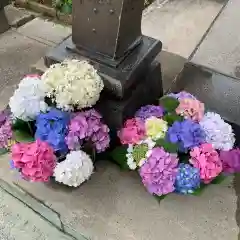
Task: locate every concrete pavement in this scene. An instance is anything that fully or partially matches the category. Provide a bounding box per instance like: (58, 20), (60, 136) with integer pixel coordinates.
(0, 185), (74, 240)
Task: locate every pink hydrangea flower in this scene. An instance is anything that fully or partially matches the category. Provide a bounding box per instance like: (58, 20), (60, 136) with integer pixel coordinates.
(190, 143), (222, 183)
(220, 149), (240, 174)
(118, 118), (146, 145)
(176, 98), (204, 122)
(11, 140), (56, 182)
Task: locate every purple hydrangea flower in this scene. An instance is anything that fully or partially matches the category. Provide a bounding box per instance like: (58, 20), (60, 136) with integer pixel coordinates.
(135, 105), (164, 121)
(175, 163), (201, 194)
(10, 160), (15, 169)
(167, 120), (206, 151)
(139, 147), (179, 196)
(91, 124), (110, 153)
(0, 110), (13, 149)
(220, 149), (240, 174)
(168, 91), (196, 100)
(0, 109), (11, 125)
(66, 109), (110, 153)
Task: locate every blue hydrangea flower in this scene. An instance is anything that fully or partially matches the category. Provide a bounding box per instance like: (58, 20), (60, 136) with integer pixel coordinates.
(175, 163), (201, 194)
(35, 108), (70, 153)
(167, 120), (206, 152)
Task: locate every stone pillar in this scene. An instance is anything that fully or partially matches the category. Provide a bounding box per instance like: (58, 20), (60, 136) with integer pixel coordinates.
(45, 0), (163, 130)
(72, 0), (144, 63)
(0, 0), (9, 34)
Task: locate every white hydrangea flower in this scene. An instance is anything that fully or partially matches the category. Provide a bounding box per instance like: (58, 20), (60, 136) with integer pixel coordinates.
(200, 112), (235, 151)
(53, 150), (94, 187)
(9, 75), (48, 121)
(41, 60), (104, 111)
(126, 138), (156, 170)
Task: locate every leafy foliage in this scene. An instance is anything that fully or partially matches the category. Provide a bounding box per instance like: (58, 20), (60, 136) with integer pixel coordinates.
(163, 113), (183, 126)
(155, 138), (178, 153)
(12, 119), (35, 143)
(111, 146), (130, 170)
(154, 194), (167, 203)
(159, 96), (180, 113)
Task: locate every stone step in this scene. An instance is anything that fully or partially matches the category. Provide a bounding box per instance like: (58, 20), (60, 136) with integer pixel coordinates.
(172, 0), (240, 126)
(142, 0), (228, 59)
(5, 4), (36, 28)
(190, 0), (240, 80)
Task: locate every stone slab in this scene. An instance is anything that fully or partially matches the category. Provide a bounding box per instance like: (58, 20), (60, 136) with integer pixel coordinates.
(16, 17), (71, 46)
(0, 184), (74, 240)
(142, 0), (227, 58)
(172, 63), (240, 126)
(190, 0), (240, 79)
(0, 153), (237, 240)
(156, 51), (186, 92)
(0, 30), (49, 110)
(5, 5), (35, 28)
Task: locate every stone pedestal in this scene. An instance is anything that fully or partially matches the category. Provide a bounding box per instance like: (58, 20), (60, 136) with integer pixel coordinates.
(45, 37), (162, 130)
(45, 0), (163, 130)
(45, 36), (162, 99)
(96, 61), (162, 130)
(0, 1), (9, 34)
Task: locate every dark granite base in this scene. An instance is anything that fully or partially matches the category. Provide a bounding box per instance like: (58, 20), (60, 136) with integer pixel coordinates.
(171, 63), (240, 128)
(44, 36), (162, 99)
(0, 10), (9, 34)
(96, 61), (163, 131)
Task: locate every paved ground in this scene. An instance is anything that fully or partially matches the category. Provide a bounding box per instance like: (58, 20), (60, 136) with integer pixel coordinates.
(0, 186), (74, 240)
(0, 154), (238, 240)
(0, 1), (239, 240)
(142, 0), (227, 58)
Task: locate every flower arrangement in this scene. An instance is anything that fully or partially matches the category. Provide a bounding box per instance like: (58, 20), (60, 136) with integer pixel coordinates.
(112, 92), (240, 199)
(1, 60), (110, 187)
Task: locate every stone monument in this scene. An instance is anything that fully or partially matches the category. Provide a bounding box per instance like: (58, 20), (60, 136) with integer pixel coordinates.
(45, 0), (163, 130)
(0, 0), (9, 34)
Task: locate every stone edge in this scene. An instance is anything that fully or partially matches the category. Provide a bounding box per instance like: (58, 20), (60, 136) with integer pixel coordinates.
(14, 0), (72, 25)
(0, 176), (88, 240)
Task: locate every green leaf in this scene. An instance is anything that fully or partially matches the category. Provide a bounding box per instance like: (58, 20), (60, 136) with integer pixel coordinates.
(178, 154), (190, 163)
(132, 144), (148, 166)
(13, 130), (34, 143)
(191, 184), (207, 196)
(154, 194), (167, 203)
(163, 113), (183, 126)
(12, 119), (34, 135)
(155, 138), (178, 153)
(211, 174), (227, 184)
(159, 96), (180, 112)
(61, 3), (72, 13)
(110, 146), (130, 170)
